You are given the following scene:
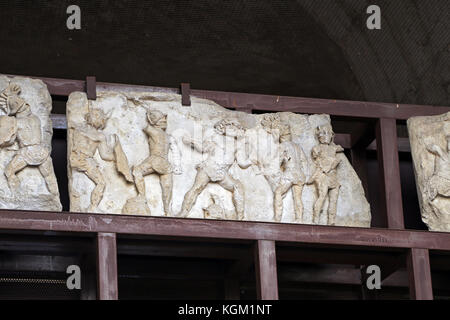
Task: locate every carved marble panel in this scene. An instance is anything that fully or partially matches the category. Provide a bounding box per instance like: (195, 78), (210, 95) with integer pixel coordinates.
(408, 112), (450, 232)
(67, 90), (370, 227)
(0, 75), (62, 211)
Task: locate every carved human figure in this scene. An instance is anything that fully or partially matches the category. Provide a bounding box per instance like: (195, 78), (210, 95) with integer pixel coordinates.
(425, 128), (450, 216)
(0, 83), (59, 196)
(307, 124), (344, 225)
(70, 107), (119, 211)
(260, 114), (307, 222)
(202, 193), (235, 220)
(131, 110), (181, 215)
(180, 119), (253, 219)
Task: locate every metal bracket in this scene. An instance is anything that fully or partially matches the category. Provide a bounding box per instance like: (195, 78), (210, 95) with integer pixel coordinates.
(86, 76), (97, 100)
(181, 83), (191, 106)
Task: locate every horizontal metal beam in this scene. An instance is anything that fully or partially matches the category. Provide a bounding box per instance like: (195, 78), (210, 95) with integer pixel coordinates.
(0, 210), (450, 251)
(8, 74), (450, 120)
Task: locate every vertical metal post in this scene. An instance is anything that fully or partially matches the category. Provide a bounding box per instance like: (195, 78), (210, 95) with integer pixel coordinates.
(181, 83), (191, 106)
(254, 240), (279, 300)
(376, 118), (404, 229)
(96, 232), (118, 300)
(407, 248), (433, 300)
(86, 76), (97, 100)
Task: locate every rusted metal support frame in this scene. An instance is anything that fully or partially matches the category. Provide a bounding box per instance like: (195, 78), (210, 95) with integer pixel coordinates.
(7, 74), (450, 119)
(181, 83), (191, 106)
(254, 240), (279, 300)
(2, 210), (450, 251)
(86, 76), (97, 100)
(376, 118), (405, 229)
(406, 248), (433, 300)
(97, 232), (118, 300)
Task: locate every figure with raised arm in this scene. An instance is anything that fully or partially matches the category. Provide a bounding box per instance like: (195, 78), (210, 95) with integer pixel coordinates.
(180, 119), (253, 220)
(129, 110), (181, 215)
(260, 114), (307, 222)
(69, 107), (120, 211)
(0, 83), (59, 197)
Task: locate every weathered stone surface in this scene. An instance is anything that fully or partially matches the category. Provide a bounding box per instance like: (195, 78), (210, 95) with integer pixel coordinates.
(67, 90), (370, 227)
(0, 75), (61, 211)
(408, 112), (450, 232)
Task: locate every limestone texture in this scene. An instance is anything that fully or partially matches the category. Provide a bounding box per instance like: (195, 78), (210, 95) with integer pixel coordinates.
(67, 89), (370, 227)
(408, 112), (450, 232)
(0, 75), (61, 211)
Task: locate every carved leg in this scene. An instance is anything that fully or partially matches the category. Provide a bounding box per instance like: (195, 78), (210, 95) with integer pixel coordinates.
(219, 174), (245, 220)
(180, 169), (210, 217)
(313, 182), (329, 224)
(5, 155), (27, 191)
(132, 158), (154, 195)
(85, 165), (106, 211)
(273, 181), (292, 222)
(327, 185), (340, 226)
(292, 183), (304, 223)
(39, 157), (59, 196)
(429, 198), (445, 220)
(160, 173), (173, 216)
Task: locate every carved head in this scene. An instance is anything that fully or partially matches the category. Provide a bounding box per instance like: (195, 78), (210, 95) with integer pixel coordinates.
(316, 124), (334, 145)
(147, 110), (167, 129)
(279, 124), (292, 143)
(214, 118), (244, 137)
(0, 83), (29, 115)
(85, 108), (108, 130)
(261, 114), (281, 134)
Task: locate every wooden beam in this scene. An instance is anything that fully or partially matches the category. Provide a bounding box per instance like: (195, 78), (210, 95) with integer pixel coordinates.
(117, 239), (248, 260)
(367, 137), (411, 153)
(181, 83), (191, 106)
(376, 118), (404, 229)
(277, 246), (402, 266)
(2, 211), (450, 251)
(8, 74), (450, 119)
(254, 240), (278, 300)
(86, 76), (97, 100)
(96, 233), (118, 300)
(406, 248), (433, 300)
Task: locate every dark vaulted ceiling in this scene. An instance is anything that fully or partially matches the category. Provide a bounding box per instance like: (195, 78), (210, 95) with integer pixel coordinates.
(0, 0), (449, 106)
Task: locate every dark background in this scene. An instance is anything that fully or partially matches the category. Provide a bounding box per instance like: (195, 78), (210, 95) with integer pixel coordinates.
(1, 0), (450, 300)
(0, 0), (449, 105)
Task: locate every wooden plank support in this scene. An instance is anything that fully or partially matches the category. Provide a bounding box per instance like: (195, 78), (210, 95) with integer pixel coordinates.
(181, 83), (191, 106)
(254, 240), (278, 300)
(96, 232), (118, 300)
(8, 74), (450, 119)
(376, 118), (404, 229)
(2, 210), (450, 251)
(406, 248), (433, 300)
(235, 103), (253, 114)
(86, 76), (97, 100)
